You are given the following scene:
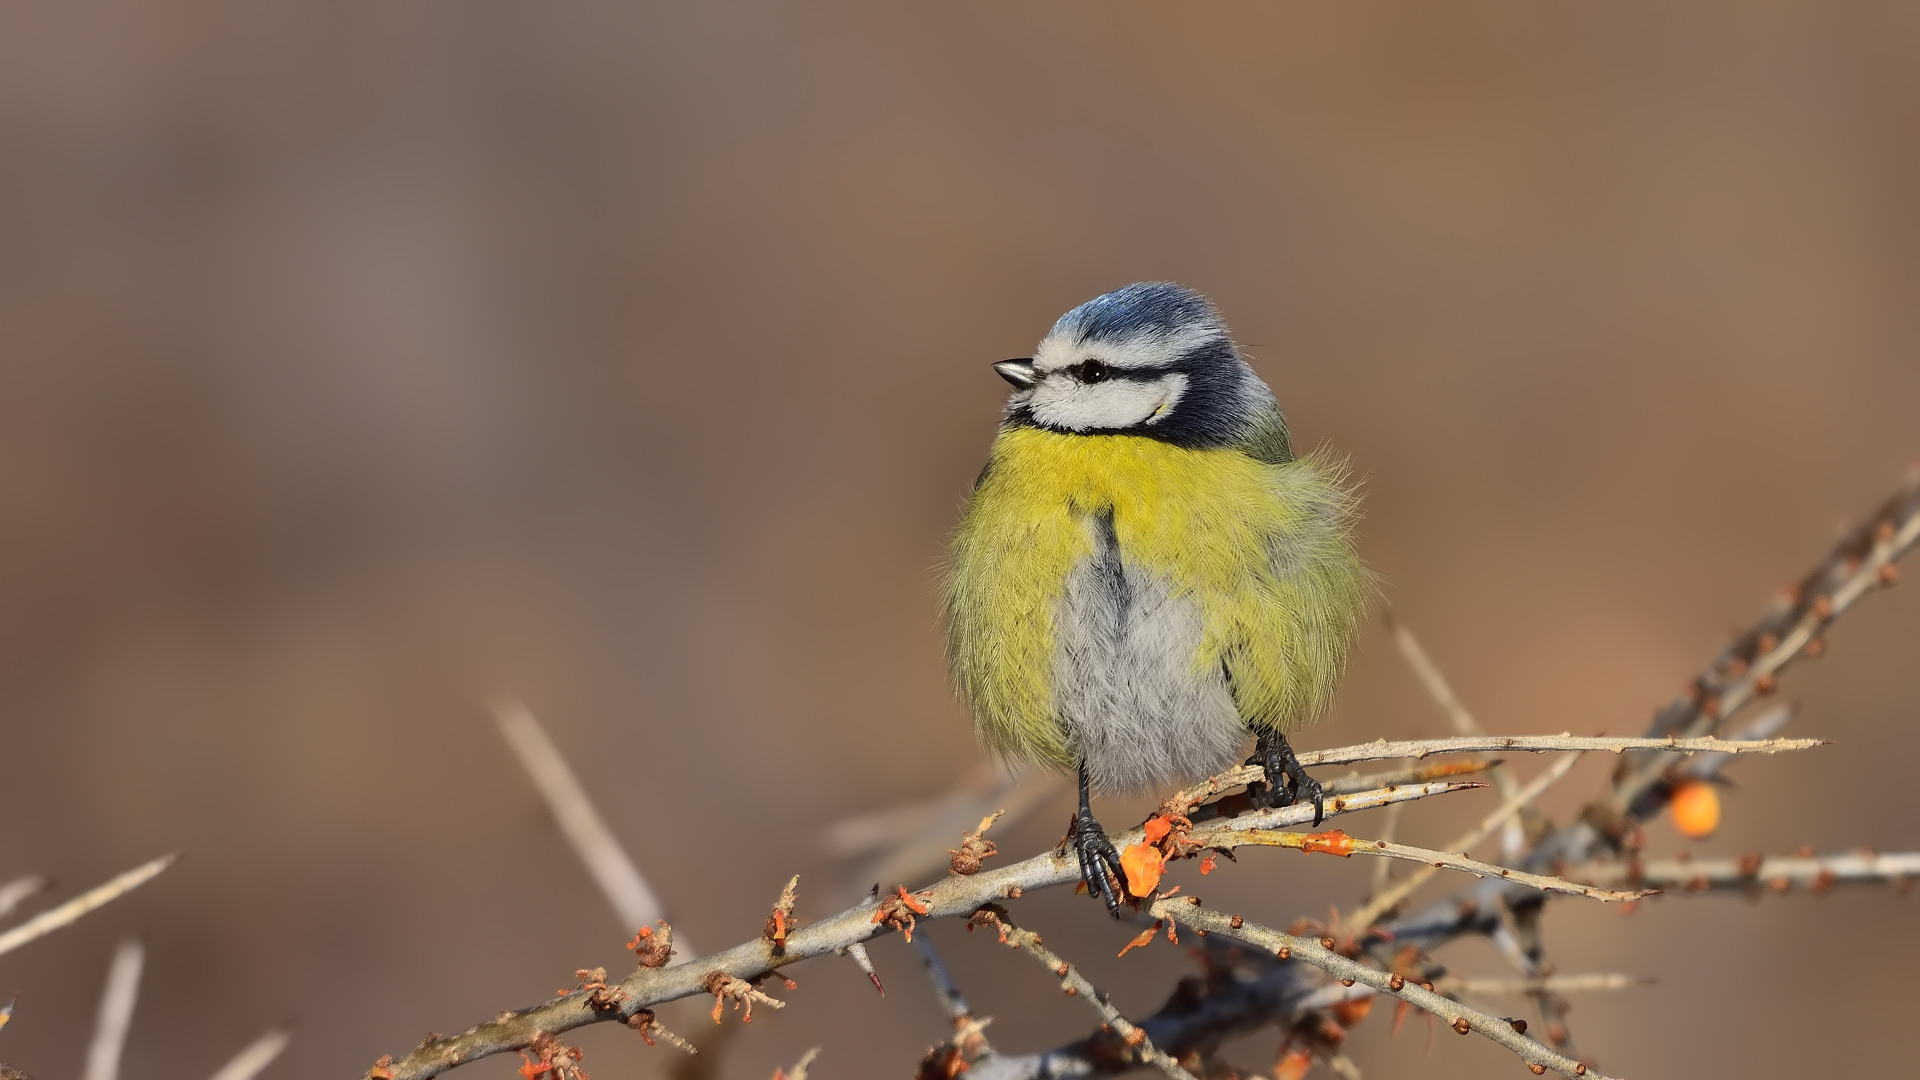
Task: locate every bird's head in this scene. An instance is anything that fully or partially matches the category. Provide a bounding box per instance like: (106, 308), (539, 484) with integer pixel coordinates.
(994, 282), (1276, 449)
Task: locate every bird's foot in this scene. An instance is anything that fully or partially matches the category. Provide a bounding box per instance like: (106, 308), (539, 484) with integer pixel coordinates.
(1072, 810), (1128, 917)
(1247, 731), (1326, 825)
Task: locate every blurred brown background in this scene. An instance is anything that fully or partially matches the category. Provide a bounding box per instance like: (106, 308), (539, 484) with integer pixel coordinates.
(1, 3), (1917, 1078)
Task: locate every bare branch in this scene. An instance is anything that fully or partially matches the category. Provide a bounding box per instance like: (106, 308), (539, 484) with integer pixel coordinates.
(0, 854), (179, 960)
(494, 700), (692, 957)
(209, 1030), (291, 1080)
(1230, 828), (1649, 903)
(1152, 899), (1609, 1080)
(911, 934), (976, 1027)
(0, 878), (48, 922)
(1387, 611), (1531, 863)
(772, 1047), (818, 1080)
(83, 939), (144, 1080)
(1174, 734), (1820, 808)
(1573, 850), (1920, 895)
(1449, 974), (1654, 997)
(968, 908), (1197, 1080)
(362, 779), (1477, 1080)
(1347, 751), (1587, 932)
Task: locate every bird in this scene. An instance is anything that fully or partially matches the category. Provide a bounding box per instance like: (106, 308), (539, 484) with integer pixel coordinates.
(943, 282), (1371, 915)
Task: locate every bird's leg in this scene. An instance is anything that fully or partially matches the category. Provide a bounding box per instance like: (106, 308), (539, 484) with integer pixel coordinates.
(1072, 758), (1128, 917)
(1247, 729), (1326, 826)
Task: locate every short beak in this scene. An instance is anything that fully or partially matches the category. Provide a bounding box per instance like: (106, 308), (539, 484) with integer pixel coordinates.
(993, 359), (1038, 390)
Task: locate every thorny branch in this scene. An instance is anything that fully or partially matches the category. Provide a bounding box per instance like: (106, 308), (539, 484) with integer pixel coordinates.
(365, 468), (1920, 1080)
(1152, 899), (1611, 1080)
(364, 780), (1477, 1080)
(966, 907), (1197, 1080)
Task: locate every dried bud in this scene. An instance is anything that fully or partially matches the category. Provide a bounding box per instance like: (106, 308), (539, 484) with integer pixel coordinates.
(1530, 1065), (1547, 1076)
(1229, 915), (1244, 929)
(1452, 1017), (1471, 1035)
(1879, 563), (1900, 586)
(1509, 1018), (1529, 1034)
(1388, 973), (1405, 991)
(627, 923), (675, 969)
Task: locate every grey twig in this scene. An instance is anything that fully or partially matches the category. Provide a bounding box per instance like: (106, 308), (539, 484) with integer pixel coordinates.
(1572, 850), (1920, 895)
(1231, 826), (1650, 903)
(361, 778), (1474, 1080)
(0, 854), (180, 960)
(83, 939), (145, 1080)
(966, 907), (1197, 1080)
(1174, 734), (1820, 809)
(493, 699), (692, 957)
(1448, 974), (1654, 997)
(1151, 899), (1610, 1080)
(1346, 750), (1588, 932)
(208, 1030), (291, 1080)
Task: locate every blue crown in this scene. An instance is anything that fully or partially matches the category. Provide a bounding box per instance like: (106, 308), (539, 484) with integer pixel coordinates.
(1049, 282), (1222, 345)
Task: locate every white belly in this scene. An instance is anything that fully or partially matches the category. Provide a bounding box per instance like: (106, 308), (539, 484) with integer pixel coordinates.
(1051, 514), (1250, 794)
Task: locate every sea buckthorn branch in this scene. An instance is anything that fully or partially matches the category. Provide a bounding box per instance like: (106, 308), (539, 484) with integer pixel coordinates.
(1172, 734), (1820, 810)
(1446, 974), (1654, 998)
(1569, 849), (1920, 896)
(965, 907), (1198, 1080)
(360, 778), (1477, 1080)
(909, 933), (996, 1077)
(1386, 611), (1531, 860)
(1612, 468), (1920, 821)
(1230, 827), (1651, 904)
(1389, 470), (1920, 960)
(1149, 899), (1611, 1080)
(975, 472), (1918, 1078)
(1346, 749), (1589, 932)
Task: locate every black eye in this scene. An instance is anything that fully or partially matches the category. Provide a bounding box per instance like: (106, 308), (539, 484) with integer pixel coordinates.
(1074, 360), (1112, 383)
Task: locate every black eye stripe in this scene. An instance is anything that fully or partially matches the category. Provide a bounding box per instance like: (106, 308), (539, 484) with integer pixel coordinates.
(1061, 359), (1172, 384)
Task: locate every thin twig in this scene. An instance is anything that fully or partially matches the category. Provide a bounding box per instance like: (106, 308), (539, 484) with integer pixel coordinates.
(1370, 801), (1406, 895)
(209, 1030), (291, 1080)
(772, 1047), (818, 1080)
(0, 877), (48, 921)
(968, 908), (1196, 1080)
(1231, 829), (1649, 903)
(1387, 612), (1529, 862)
(0, 854), (179, 960)
(1449, 974), (1654, 997)
(913, 933), (998, 1070)
(1572, 850), (1920, 894)
(1175, 734), (1820, 808)
(83, 939), (145, 1080)
(494, 699), (691, 956)
(1618, 469), (1920, 811)
(1346, 752), (1587, 932)
(362, 779), (1477, 1080)
(911, 934), (975, 1026)
(1152, 899), (1610, 1080)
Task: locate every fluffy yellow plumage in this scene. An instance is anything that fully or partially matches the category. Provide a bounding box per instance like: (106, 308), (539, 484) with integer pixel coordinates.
(944, 426), (1369, 780)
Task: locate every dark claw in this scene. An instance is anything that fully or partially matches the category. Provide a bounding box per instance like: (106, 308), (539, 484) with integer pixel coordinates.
(1248, 731), (1325, 825)
(1074, 810), (1127, 917)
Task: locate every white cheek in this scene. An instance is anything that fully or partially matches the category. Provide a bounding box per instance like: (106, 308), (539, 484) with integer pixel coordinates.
(1029, 374), (1188, 431)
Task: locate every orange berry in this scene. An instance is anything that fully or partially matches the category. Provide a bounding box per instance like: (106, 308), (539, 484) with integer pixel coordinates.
(1119, 842), (1166, 897)
(1671, 779), (1721, 839)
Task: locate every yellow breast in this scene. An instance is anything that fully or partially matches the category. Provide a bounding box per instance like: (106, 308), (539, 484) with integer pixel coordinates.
(944, 425), (1368, 775)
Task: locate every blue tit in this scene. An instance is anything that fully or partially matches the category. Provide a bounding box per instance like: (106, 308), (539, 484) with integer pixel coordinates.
(943, 282), (1371, 914)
